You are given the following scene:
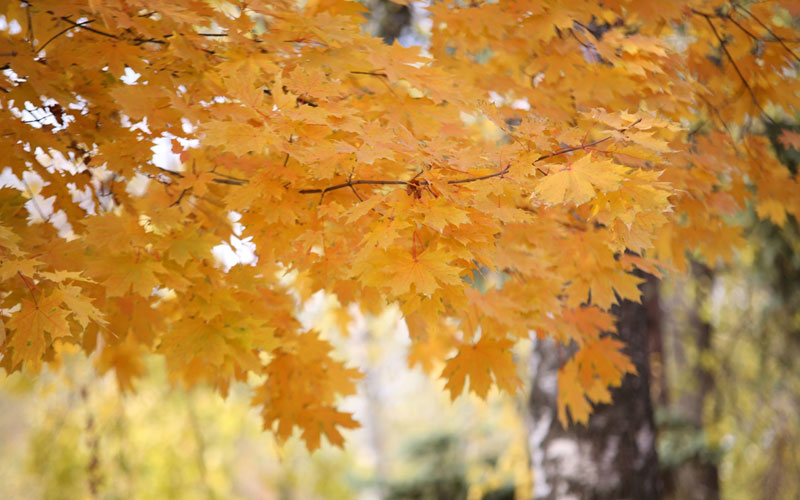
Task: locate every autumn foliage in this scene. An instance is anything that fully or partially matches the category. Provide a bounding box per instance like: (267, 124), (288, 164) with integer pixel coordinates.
(1, 0), (799, 450)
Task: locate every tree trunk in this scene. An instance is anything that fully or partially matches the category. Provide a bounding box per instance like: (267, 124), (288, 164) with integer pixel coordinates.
(528, 276), (662, 500)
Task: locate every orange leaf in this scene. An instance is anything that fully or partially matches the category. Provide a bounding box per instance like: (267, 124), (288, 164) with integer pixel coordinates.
(441, 336), (520, 399)
(533, 156), (625, 205)
(779, 130), (800, 150)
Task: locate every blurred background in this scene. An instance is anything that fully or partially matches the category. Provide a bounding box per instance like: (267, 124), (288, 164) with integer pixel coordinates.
(0, 298), (531, 500)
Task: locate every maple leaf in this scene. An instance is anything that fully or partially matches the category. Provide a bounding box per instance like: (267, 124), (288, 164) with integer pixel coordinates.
(254, 331), (362, 450)
(558, 357), (593, 426)
(96, 334), (146, 392)
(60, 285), (106, 328)
(418, 198), (471, 232)
(358, 246), (462, 296)
(299, 406), (360, 450)
(557, 335), (636, 427)
(167, 230), (220, 266)
(6, 294), (70, 371)
(90, 256), (167, 298)
(533, 156), (626, 205)
(575, 337), (637, 389)
(0, 223), (24, 256)
(441, 337), (521, 399)
(0, 258), (44, 281)
(558, 306), (616, 344)
(200, 120), (275, 156)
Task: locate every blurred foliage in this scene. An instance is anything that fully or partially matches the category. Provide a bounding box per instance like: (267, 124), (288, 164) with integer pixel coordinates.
(710, 215), (800, 500)
(383, 432), (514, 500)
(659, 210), (800, 500)
(655, 409), (724, 469)
(0, 298), (529, 500)
(386, 433), (468, 500)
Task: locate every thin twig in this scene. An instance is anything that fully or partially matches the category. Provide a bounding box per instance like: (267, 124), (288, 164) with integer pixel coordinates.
(534, 118), (642, 164)
(732, 4), (800, 64)
(170, 188), (190, 207)
(58, 17), (117, 39)
(346, 172), (364, 201)
(209, 170), (248, 183)
(55, 16), (210, 48)
(447, 166), (510, 184)
(351, 70), (388, 77)
(299, 179), (408, 195)
(212, 178), (247, 185)
(350, 70), (397, 95)
(569, 29), (592, 50)
(37, 20), (95, 54)
(724, 13), (762, 44)
(348, 184), (364, 201)
(534, 136), (613, 163)
(25, 2), (34, 48)
(22, 113), (54, 124)
(302, 119), (640, 200)
(300, 166), (510, 197)
(695, 91), (740, 154)
(693, 10), (775, 124)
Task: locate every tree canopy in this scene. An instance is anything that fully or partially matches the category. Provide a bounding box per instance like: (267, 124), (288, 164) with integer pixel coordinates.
(1, 0), (799, 450)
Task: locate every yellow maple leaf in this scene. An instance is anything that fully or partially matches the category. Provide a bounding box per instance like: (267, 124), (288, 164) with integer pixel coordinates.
(60, 285), (106, 328)
(359, 246), (462, 296)
(557, 357), (592, 426)
(557, 336), (636, 427)
(96, 334), (146, 393)
(7, 294), (70, 371)
(200, 120), (275, 156)
(387, 248), (462, 296)
(576, 337), (636, 389)
(533, 156), (625, 205)
(441, 336), (520, 399)
(299, 406), (360, 451)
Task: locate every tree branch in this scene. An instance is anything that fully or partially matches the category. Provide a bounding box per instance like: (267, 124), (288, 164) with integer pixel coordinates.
(212, 178), (247, 185)
(534, 118), (642, 164)
(351, 70), (388, 77)
(298, 166), (511, 201)
(300, 119), (641, 202)
(55, 16), (223, 49)
(692, 9), (776, 124)
(731, 4), (800, 64)
(298, 178), (408, 195)
(447, 166), (510, 184)
(25, 1), (34, 48)
(37, 20), (95, 54)
(58, 16), (117, 39)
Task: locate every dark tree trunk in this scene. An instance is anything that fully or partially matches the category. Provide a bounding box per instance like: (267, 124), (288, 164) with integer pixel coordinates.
(528, 276), (662, 500)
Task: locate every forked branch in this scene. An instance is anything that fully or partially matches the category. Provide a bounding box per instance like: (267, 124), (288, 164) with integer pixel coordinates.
(691, 9), (776, 124)
(298, 166), (511, 203)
